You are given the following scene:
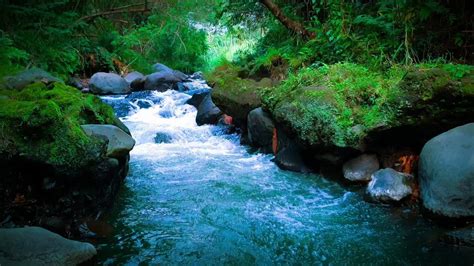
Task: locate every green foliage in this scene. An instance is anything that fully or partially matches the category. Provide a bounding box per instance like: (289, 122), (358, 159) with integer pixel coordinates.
(113, 16), (208, 73)
(0, 82), (118, 172)
(0, 34), (29, 78)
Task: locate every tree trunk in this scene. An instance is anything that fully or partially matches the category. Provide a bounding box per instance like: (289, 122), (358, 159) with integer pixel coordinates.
(259, 0), (315, 39)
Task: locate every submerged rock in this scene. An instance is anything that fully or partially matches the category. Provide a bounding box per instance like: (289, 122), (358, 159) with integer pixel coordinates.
(3, 68), (61, 90)
(89, 72), (130, 95)
(247, 107), (275, 153)
(125, 71), (145, 91)
(0, 227), (96, 265)
(154, 132), (173, 144)
(343, 154), (380, 182)
(196, 94), (223, 126)
(82, 124), (136, 158)
(418, 123), (474, 218)
(367, 168), (413, 202)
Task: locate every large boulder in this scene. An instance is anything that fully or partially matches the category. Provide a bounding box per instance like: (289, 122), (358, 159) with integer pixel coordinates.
(418, 123), (474, 218)
(273, 127), (310, 173)
(81, 124), (135, 158)
(89, 72), (130, 95)
(367, 168), (413, 202)
(0, 227), (96, 265)
(206, 65), (269, 127)
(3, 68), (61, 90)
(195, 94), (223, 126)
(247, 107), (275, 153)
(260, 64), (474, 152)
(343, 154), (380, 182)
(144, 71), (183, 91)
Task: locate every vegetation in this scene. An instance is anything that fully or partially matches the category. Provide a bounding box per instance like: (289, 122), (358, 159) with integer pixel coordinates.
(0, 0), (473, 151)
(260, 63), (473, 148)
(0, 82), (119, 172)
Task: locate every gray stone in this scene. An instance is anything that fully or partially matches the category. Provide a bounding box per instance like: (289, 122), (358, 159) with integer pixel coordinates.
(418, 123), (474, 218)
(196, 94), (223, 126)
(343, 154), (380, 181)
(3, 68), (61, 90)
(152, 63), (174, 73)
(247, 107), (275, 153)
(124, 71), (144, 84)
(81, 124), (135, 158)
(89, 72), (130, 95)
(144, 71), (182, 91)
(0, 226), (96, 265)
(367, 168), (413, 202)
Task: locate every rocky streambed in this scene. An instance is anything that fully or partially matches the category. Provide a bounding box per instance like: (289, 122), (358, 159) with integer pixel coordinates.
(0, 63), (473, 264)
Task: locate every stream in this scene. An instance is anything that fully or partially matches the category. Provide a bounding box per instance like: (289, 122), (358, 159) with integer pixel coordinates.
(95, 79), (472, 265)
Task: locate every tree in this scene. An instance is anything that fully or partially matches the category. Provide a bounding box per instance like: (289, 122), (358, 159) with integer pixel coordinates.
(259, 0), (315, 39)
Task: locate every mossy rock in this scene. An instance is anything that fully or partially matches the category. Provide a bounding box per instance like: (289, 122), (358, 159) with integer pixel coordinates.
(206, 64), (269, 125)
(0, 82), (124, 174)
(262, 63), (474, 150)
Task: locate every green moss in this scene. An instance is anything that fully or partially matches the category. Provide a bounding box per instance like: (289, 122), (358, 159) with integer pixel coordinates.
(205, 63), (268, 121)
(0, 82), (118, 173)
(262, 62), (474, 149)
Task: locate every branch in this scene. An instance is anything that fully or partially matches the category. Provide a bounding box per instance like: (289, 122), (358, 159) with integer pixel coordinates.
(259, 0), (315, 39)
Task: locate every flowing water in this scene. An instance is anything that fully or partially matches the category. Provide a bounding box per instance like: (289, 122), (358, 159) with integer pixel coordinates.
(96, 81), (473, 265)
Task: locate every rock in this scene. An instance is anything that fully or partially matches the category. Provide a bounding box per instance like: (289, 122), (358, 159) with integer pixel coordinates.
(441, 226), (474, 247)
(144, 71), (183, 91)
(274, 145), (310, 173)
(186, 90), (210, 108)
(89, 72), (130, 95)
(152, 63), (174, 73)
(367, 168), (413, 202)
(247, 107), (275, 153)
(154, 132), (173, 143)
(3, 68), (61, 90)
(196, 94), (223, 126)
(124, 71), (144, 84)
(418, 123), (474, 218)
(81, 124), (135, 158)
(0, 227), (96, 265)
(273, 127), (310, 172)
(343, 154), (380, 182)
(211, 83), (261, 127)
(67, 76), (83, 90)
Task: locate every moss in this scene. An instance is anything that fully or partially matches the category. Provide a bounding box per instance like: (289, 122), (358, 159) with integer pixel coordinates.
(261, 62), (474, 149)
(205, 63), (268, 122)
(0, 82), (119, 173)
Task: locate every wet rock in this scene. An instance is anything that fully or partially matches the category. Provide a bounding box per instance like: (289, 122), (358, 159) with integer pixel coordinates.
(154, 132), (173, 143)
(196, 94), (223, 126)
(247, 107), (275, 153)
(273, 127), (310, 173)
(3, 68), (61, 90)
(0, 227), (96, 265)
(441, 226), (474, 247)
(367, 168), (413, 202)
(275, 145), (310, 173)
(186, 90), (210, 109)
(89, 72), (130, 95)
(81, 124), (135, 158)
(418, 123), (474, 218)
(343, 154), (380, 182)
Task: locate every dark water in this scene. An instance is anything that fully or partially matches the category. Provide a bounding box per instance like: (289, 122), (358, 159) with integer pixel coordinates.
(96, 84), (473, 265)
